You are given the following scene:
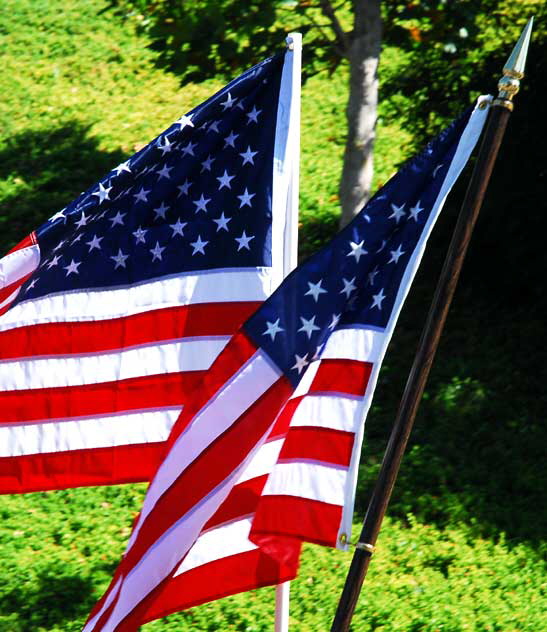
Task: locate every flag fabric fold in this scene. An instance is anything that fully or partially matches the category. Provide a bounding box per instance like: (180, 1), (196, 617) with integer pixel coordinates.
(84, 97), (490, 631)
(0, 47), (299, 493)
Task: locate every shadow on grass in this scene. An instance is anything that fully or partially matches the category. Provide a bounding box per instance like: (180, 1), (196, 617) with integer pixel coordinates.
(0, 122), (125, 254)
(0, 567), (96, 630)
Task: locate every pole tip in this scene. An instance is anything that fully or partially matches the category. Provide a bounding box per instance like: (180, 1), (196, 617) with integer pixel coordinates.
(495, 17), (534, 110)
(504, 16), (534, 79)
(286, 32), (302, 51)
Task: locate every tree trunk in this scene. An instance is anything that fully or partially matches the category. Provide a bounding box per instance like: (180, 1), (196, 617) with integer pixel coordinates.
(339, 0), (382, 228)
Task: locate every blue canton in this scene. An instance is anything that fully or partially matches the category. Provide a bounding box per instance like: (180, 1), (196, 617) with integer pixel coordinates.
(18, 53), (285, 303)
(244, 108), (473, 386)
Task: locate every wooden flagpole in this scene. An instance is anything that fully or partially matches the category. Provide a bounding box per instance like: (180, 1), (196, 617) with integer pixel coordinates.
(330, 18), (534, 632)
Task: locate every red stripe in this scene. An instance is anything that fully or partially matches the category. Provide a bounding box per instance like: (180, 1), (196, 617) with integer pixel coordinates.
(278, 427), (354, 466)
(0, 371), (205, 424)
(268, 396), (301, 439)
(121, 374), (293, 571)
(309, 359), (372, 396)
(0, 272), (33, 304)
(138, 545), (301, 625)
(0, 442), (166, 494)
(203, 475), (268, 531)
(251, 495), (342, 548)
(6, 234), (35, 255)
(0, 301), (259, 360)
(0, 289), (20, 317)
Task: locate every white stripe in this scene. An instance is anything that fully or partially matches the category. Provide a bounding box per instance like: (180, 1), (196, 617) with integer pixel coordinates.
(234, 438), (284, 485)
(175, 517), (256, 575)
(0, 408), (180, 457)
(290, 395), (361, 433)
(292, 361), (319, 397)
(321, 327), (385, 363)
(83, 576), (122, 632)
(0, 244), (40, 287)
(0, 267), (271, 331)
(128, 349), (281, 546)
(262, 462), (347, 506)
(98, 425), (272, 630)
(0, 337), (229, 390)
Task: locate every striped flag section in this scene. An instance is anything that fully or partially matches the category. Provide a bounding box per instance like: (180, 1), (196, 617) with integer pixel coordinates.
(0, 45), (300, 493)
(84, 98), (489, 630)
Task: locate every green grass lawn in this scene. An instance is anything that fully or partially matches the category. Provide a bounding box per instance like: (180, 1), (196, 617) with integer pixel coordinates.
(0, 1), (545, 630)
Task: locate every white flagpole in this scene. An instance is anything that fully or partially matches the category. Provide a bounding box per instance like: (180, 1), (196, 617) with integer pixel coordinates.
(274, 31), (301, 632)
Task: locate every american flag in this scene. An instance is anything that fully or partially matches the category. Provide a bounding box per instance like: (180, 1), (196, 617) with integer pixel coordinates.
(84, 99), (489, 630)
(0, 49), (299, 493)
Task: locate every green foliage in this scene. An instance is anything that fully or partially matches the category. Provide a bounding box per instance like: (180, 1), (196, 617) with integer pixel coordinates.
(0, 0), (546, 630)
(107, 0), (352, 82)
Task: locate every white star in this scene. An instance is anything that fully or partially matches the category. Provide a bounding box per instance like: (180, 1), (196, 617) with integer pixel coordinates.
(367, 266), (379, 286)
(263, 318), (284, 341)
(92, 182), (112, 204)
(177, 179), (191, 197)
(328, 313), (341, 331)
(133, 187), (150, 203)
(237, 188), (255, 208)
(347, 240), (368, 263)
(174, 114), (194, 130)
(111, 249), (129, 269)
(376, 239), (387, 253)
(246, 105), (261, 124)
(305, 280), (328, 302)
(224, 131), (239, 148)
(114, 160), (131, 176)
(291, 353), (309, 374)
(53, 239), (66, 252)
(150, 241), (165, 262)
(64, 259), (81, 276)
(239, 146), (258, 165)
(298, 315), (320, 339)
(26, 278), (37, 290)
(213, 212), (231, 232)
(181, 140), (197, 156)
(133, 226), (147, 244)
(157, 164), (173, 180)
(86, 235), (103, 252)
(46, 255), (61, 269)
(75, 212), (90, 229)
(170, 219), (187, 237)
(389, 203), (406, 223)
(193, 194), (211, 213)
(207, 120), (220, 134)
(388, 244), (406, 264)
(109, 211), (126, 227)
(340, 277), (357, 299)
(158, 137), (173, 155)
(371, 288), (386, 310)
(409, 201), (424, 221)
(190, 235), (208, 255)
(71, 233), (83, 244)
(216, 170), (235, 190)
(235, 230), (255, 251)
(220, 92), (236, 110)
(201, 155), (215, 172)
(153, 202), (169, 220)
(49, 209), (66, 223)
